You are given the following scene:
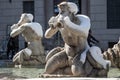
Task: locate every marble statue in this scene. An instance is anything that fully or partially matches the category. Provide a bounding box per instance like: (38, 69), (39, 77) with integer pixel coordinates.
(40, 2), (116, 77)
(10, 13), (46, 68)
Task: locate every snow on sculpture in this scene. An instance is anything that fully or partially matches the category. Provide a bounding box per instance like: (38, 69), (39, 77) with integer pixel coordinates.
(10, 13), (45, 68)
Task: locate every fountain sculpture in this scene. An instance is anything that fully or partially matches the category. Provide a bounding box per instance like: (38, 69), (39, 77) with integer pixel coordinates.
(10, 13), (46, 68)
(40, 2), (120, 77)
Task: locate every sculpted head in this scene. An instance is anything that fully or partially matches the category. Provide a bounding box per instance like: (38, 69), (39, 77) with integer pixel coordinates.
(11, 13), (33, 30)
(48, 2), (79, 29)
(58, 2), (78, 14)
(18, 13), (33, 25)
(58, 2), (69, 14)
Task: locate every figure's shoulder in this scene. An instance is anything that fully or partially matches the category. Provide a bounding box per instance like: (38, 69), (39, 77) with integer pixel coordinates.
(76, 14), (90, 20)
(22, 22), (42, 27)
(22, 22), (43, 36)
(27, 22), (41, 25)
(76, 14), (91, 28)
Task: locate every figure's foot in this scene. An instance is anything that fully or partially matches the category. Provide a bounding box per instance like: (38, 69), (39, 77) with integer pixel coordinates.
(14, 64), (22, 68)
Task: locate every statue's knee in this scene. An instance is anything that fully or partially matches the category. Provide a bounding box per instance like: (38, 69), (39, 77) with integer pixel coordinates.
(53, 47), (63, 52)
(46, 47), (63, 62)
(13, 50), (25, 63)
(45, 60), (59, 74)
(45, 52), (68, 73)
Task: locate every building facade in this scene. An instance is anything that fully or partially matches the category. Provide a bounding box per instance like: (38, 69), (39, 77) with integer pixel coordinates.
(0, 0), (120, 52)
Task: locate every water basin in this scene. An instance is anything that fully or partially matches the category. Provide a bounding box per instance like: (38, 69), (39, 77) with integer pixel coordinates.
(0, 60), (120, 79)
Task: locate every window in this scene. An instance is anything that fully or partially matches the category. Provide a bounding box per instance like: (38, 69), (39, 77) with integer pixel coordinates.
(108, 42), (117, 48)
(107, 0), (120, 29)
(23, 1), (34, 16)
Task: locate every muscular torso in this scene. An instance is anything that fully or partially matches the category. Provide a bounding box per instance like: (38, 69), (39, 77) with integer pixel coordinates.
(22, 27), (41, 42)
(60, 27), (86, 51)
(21, 24), (44, 55)
(46, 13), (90, 54)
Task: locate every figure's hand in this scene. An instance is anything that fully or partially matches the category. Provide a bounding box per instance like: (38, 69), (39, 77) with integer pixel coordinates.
(49, 23), (56, 29)
(63, 16), (71, 28)
(48, 16), (57, 29)
(11, 24), (19, 30)
(64, 16), (71, 22)
(56, 20), (64, 28)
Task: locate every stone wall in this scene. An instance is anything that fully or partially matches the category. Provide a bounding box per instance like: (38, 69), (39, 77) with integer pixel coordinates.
(0, 0), (120, 51)
(90, 0), (120, 50)
(0, 0), (45, 50)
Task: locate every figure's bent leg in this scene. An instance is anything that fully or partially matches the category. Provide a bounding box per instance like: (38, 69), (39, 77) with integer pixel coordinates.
(87, 51), (103, 68)
(80, 50), (87, 64)
(71, 54), (86, 77)
(12, 50), (24, 68)
(13, 50), (23, 65)
(89, 46), (111, 70)
(35, 54), (46, 64)
(46, 47), (63, 62)
(65, 44), (77, 65)
(44, 50), (68, 74)
(13, 48), (32, 66)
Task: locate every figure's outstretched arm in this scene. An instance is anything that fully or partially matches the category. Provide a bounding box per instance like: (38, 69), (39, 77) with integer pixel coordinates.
(10, 24), (26, 37)
(45, 16), (59, 38)
(64, 15), (90, 37)
(45, 27), (58, 38)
